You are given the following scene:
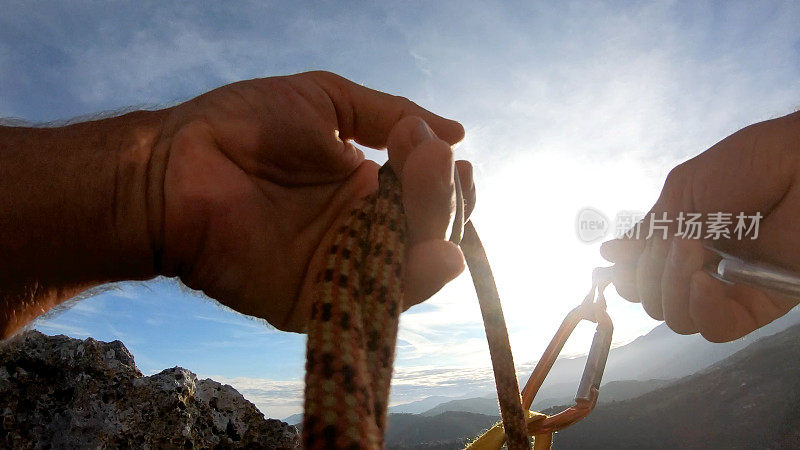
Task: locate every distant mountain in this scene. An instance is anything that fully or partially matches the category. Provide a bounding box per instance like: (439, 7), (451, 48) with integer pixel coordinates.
(421, 397), (500, 417)
(419, 379), (673, 418)
(595, 378), (673, 402)
(289, 395), (464, 423)
(386, 411), (498, 449)
(551, 323), (800, 449)
(529, 378), (673, 413)
(295, 307), (800, 439)
(386, 322), (800, 449)
(386, 379), (676, 448)
(284, 413), (303, 425)
(399, 308), (800, 419)
(390, 396), (459, 414)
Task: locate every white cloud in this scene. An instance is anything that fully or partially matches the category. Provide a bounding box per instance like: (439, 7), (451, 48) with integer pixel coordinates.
(205, 362), (537, 419)
(193, 314), (277, 336)
(205, 375), (304, 420)
(33, 322), (91, 338)
(387, 0), (800, 366)
(69, 27), (228, 105)
(5, 2), (800, 418)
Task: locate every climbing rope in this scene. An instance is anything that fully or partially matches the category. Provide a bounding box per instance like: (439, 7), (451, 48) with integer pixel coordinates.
(460, 222), (531, 450)
(303, 165), (406, 449)
(302, 163), (612, 449)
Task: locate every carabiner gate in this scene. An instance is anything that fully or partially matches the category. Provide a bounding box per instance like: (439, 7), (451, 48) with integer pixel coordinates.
(520, 282), (614, 435)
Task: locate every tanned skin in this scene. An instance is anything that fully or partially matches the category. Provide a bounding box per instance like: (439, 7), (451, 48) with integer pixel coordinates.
(0, 71), (475, 337)
(602, 111), (800, 342)
(0, 71), (797, 342)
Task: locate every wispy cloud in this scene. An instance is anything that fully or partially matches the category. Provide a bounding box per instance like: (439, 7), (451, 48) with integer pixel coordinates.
(390, 360), (540, 407)
(386, 0), (800, 366)
(193, 313), (277, 335)
(5, 1), (799, 416)
(34, 322), (91, 338)
(204, 361), (542, 420)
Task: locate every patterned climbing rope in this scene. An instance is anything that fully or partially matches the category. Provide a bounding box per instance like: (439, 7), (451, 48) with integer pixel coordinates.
(302, 164), (537, 449)
(303, 165), (407, 449)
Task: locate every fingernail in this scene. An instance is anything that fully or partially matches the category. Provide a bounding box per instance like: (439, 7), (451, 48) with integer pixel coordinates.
(412, 119), (435, 146)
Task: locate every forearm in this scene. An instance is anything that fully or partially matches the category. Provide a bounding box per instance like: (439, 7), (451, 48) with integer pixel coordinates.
(0, 111), (165, 337)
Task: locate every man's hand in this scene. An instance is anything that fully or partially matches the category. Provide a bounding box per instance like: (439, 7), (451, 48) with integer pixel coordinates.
(0, 71), (473, 336)
(152, 72), (472, 331)
(600, 111), (800, 342)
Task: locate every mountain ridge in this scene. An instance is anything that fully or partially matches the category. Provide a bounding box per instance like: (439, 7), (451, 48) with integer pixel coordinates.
(388, 307), (800, 419)
(551, 322), (800, 448)
(384, 321), (800, 449)
(418, 378), (673, 417)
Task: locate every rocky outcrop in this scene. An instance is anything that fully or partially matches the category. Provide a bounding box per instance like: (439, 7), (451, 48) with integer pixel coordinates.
(0, 330), (299, 449)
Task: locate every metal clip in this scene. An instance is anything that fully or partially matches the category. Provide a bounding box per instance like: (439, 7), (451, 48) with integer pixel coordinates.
(520, 275), (614, 435)
(703, 244), (800, 299)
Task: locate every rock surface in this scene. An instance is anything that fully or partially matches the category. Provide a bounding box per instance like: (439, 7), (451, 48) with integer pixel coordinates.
(0, 330), (299, 449)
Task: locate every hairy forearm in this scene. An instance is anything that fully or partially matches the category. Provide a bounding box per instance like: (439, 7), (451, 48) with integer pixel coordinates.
(0, 110), (165, 337)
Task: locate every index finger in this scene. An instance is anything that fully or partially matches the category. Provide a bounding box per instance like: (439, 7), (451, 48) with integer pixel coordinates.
(303, 71), (465, 148)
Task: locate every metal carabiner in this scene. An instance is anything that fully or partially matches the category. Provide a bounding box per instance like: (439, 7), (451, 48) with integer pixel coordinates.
(520, 278), (614, 435)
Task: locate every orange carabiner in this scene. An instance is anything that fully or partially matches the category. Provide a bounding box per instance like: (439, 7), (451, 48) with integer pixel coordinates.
(520, 294), (613, 435)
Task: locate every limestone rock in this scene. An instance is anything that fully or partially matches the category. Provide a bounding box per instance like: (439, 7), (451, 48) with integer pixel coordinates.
(0, 330), (299, 449)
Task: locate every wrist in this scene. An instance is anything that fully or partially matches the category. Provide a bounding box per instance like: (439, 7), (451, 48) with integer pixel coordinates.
(0, 110), (171, 336)
(0, 110), (167, 291)
(112, 109), (170, 279)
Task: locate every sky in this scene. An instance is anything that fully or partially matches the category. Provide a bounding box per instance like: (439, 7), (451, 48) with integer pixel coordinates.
(2, 1), (799, 419)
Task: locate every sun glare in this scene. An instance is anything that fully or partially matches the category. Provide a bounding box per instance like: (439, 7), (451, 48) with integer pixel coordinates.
(396, 145), (668, 366)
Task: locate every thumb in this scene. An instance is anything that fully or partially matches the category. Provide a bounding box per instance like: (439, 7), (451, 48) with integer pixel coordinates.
(386, 115), (465, 306)
(303, 71), (465, 148)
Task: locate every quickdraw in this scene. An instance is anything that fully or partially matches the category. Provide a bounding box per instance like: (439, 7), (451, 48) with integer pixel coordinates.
(521, 267), (614, 436)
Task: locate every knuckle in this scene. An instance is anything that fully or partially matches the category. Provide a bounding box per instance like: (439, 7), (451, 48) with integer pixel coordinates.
(392, 94), (411, 105)
(261, 75), (290, 89)
(303, 70), (339, 82)
(393, 95), (418, 114)
(431, 137), (455, 155)
(738, 116), (781, 142)
(664, 162), (689, 186)
(659, 161), (694, 211)
(414, 135), (454, 161)
(254, 76), (295, 101)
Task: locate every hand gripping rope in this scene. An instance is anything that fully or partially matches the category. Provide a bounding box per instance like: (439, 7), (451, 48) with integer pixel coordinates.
(302, 164), (613, 449)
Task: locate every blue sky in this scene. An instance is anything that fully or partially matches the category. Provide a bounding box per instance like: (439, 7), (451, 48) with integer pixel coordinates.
(2, 1), (799, 419)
